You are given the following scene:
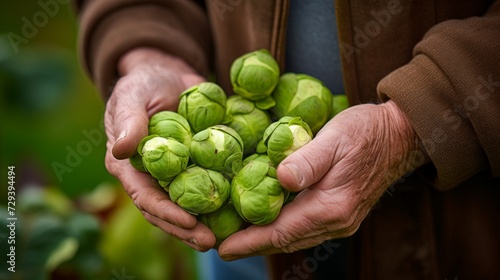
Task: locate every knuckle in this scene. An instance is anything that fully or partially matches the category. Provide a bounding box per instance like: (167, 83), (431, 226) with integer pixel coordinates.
(336, 209), (362, 237)
(104, 150), (119, 175)
(131, 186), (168, 219)
(295, 149), (315, 170)
(322, 201), (359, 235)
(270, 227), (293, 249)
(129, 189), (144, 212)
(282, 242), (304, 254)
(342, 223), (357, 237)
(141, 211), (159, 228)
(113, 76), (134, 94)
(340, 222), (361, 238)
(336, 209), (353, 227)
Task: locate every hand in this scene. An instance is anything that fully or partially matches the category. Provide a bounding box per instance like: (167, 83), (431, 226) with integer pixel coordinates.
(218, 100), (428, 259)
(104, 48), (216, 251)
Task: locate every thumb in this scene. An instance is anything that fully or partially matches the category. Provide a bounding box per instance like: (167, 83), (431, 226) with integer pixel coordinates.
(112, 114), (149, 159)
(108, 98), (150, 160)
(277, 133), (337, 192)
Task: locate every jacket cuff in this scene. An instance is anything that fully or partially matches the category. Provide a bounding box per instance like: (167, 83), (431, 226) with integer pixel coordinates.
(79, 2), (211, 97)
(377, 54), (489, 190)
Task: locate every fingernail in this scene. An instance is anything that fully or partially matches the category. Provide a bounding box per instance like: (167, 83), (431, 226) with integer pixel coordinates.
(282, 163), (303, 186)
(189, 238), (198, 245)
(116, 130), (127, 143)
(221, 255), (237, 261)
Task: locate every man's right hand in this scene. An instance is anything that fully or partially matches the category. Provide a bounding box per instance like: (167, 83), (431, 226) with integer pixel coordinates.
(103, 47), (216, 251)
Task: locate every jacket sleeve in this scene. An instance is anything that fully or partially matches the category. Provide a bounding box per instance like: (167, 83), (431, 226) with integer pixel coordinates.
(76, 0), (212, 97)
(377, 1), (500, 190)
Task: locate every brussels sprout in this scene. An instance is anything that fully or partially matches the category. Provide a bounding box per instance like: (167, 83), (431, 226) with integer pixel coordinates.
(230, 49), (280, 101)
(271, 73), (333, 134)
(129, 153), (146, 172)
(169, 166), (231, 214)
(190, 125), (244, 175)
(284, 191), (300, 204)
(242, 153), (274, 167)
(138, 135), (189, 184)
(158, 180), (170, 192)
(263, 116), (313, 166)
(198, 202), (245, 245)
(222, 95), (272, 155)
(149, 111), (192, 147)
(178, 82), (227, 133)
(331, 94), (350, 119)
(255, 139), (268, 154)
(231, 160), (285, 225)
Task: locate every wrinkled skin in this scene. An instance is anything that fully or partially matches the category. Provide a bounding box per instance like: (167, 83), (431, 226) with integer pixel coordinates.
(104, 48), (428, 256)
(217, 100), (428, 260)
(103, 48), (215, 251)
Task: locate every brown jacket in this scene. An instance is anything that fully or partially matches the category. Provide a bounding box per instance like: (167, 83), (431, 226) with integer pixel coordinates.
(76, 0), (500, 279)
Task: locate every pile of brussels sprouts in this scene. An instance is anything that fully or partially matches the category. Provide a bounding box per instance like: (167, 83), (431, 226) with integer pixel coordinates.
(129, 49), (349, 245)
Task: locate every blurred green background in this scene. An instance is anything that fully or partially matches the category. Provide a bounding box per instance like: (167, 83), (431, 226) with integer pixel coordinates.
(0, 1), (198, 279)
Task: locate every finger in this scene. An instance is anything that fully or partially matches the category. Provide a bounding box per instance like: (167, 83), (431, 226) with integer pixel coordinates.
(221, 214), (355, 260)
(220, 234), (335, 260)
(277, 126), (341, 191)
(218, 190), (325, 258)
(143, 212), (216, 251)
(106, 81), (150, 160)
(218, 188), (357, 259)
(180, 73), (206, 89)
(106, 152), (197, 229)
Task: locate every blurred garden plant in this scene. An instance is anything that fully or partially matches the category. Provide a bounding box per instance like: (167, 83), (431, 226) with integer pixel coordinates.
(0, 184), (199, 280)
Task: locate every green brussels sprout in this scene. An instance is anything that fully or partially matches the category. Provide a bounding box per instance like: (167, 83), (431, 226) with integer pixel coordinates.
(231, 160), (285, 225)
(271, 73), (333, 134)
(169, 166), (231, 214)
(331, 94), (350, 119)
(255, 139), (268, 154)
(284, 191), (300, 204)
(129, 153), (146, 172)
(230, 49), (280, 101)
(198, 202), (245, 245)
(178, 82), (227, 133)
(158, 180), (170, 192)
(242, 153), (274, 167)
(221, 95), (272, 155)
(263, 116), (313, 166)
(138, 135), (189, 184)
(149, 111), (193, 147)
(189, 125), (244, 175)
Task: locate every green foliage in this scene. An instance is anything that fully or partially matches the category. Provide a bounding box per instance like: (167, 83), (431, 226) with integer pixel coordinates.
(0, 3), (198, 280)
(0, 187), (105, 280)
(100, 190), (198, 280)
(0, 2), (113, 196)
